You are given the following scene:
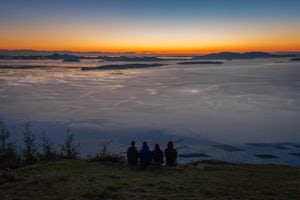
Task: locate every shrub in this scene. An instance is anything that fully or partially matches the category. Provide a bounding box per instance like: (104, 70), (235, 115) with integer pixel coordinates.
(59, 129), (80, 159)
(21, 122), (38, 164)
(0, 120), (20, 168)
(0, 120), (10, 153)
(89, 141), (125, 163)
(39, 132), (58, 161)
(1, 143), (20, 168)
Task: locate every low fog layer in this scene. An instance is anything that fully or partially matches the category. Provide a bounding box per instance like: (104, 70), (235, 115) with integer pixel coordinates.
(1, 58), (300, 164)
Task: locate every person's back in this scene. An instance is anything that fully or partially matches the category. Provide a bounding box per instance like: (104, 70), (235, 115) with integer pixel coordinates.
(164, 141), (177, 166)
(127, 141), (139, 166)
(139, 141), (152, 168)
(152, 144), (164, 165)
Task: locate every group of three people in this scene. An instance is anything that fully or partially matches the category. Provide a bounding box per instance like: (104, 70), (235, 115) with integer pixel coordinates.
(127, 140), (177, 168)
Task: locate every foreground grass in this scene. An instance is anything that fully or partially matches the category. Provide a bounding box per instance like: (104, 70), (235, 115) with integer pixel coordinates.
(0, 160), (299, 200)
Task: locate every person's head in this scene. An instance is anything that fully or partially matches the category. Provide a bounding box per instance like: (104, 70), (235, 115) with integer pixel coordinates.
(130, 140), (136, 147)
(167, 141), (174, 149)
(155, 143), (160, 151)
(143, 141), (148, 148)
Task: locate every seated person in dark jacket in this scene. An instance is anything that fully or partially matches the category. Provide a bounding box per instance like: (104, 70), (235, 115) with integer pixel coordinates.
(152, 143), (164, 165)
(127, 140), (139, 166)
(164, 141), (177, 166)
(139, 141), (152, 168)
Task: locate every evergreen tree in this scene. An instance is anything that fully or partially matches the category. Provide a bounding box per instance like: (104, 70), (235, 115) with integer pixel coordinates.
(60, 129), (80, 159)
(0, 120), (20, 168)
(22, 122), (38, 164)
(0, 120), (10, 152)
(40, 132), (57, 161)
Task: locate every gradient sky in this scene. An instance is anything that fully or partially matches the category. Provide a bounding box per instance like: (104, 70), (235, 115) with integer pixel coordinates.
(1, 0), (300, 54)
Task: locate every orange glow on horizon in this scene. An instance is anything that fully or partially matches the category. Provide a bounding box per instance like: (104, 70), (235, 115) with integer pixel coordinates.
(1, 28), (300, 54)
(2, 34), (300, 54)
(1, 18), (299, 54)
(1, 44), (300, 55)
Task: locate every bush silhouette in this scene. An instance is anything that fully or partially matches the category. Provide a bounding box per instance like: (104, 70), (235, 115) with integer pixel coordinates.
(59, 129), (80, 159)
(22, 122), (38, 164)
(0, 121), (20, 168)
(39, 132), (58, 161)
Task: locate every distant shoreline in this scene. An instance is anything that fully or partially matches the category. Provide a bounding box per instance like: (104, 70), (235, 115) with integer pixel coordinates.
(81, 63), (165, 70)
(290, 57), (300, 61)
(0, 51), (298, 62)
(178, 61), (223, 65)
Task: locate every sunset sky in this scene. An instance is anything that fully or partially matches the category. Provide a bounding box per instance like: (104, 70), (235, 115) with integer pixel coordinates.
(1, 0), (300, 54)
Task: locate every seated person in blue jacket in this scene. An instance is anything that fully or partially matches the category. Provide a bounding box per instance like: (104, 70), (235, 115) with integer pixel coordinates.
(139, 141), (152, 169)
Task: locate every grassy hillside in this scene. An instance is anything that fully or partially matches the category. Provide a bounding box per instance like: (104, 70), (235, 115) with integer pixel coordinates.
(0, 160), (299, 200)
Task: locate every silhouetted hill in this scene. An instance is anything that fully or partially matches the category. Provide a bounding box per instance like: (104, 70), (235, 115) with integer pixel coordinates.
(0, 53), (85, 60)
(98, 56), (162, 61)
(81, 63), (165, 70)
(0, 51), (297, 61)
(290, 57), (300, 61)
(193, 52), (296, 60)
(1, 160), (299, 199)
(0, 54), (46, 60)
(0, 50), (134, 56)
(178, 61), (223, 65)
(0, 54), (162, 62)
(48, 54), (81, 61)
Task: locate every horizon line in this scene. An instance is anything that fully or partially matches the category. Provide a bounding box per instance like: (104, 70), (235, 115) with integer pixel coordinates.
(1, 48), (300, 55)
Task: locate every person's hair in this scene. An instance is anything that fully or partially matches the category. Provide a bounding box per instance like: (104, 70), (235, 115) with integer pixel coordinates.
(130, 140), (135, 147)
(167, 141), (174, 149)
(143, 141), (148, 147)
(155, 143), (160, 151)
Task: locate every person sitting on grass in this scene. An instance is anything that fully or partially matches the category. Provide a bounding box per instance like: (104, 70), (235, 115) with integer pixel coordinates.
(139, 141), (152, 169)
(164, 141), (177, 166)
(152, 143), (164, 166)
(127, 140), (139, 166)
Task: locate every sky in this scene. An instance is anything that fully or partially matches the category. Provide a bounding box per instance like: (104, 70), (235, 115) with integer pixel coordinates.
(0, 0), (300, 54)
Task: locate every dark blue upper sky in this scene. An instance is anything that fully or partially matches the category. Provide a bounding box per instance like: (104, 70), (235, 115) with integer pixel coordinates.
(1, 0), (300, 22)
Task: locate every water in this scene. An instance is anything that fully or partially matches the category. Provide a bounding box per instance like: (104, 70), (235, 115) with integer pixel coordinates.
(1, 58), (300, 166)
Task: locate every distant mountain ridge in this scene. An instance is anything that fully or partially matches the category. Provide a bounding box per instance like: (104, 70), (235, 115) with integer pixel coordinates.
(0, 51), (297, 61)
(0, 50), (134, 56)
(192, 52), (296, 60)
(290, 57), (300, 61)
(0, 53), (166, 62)
(81, 63), (164, 70)
(98, 56), (161, 61)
